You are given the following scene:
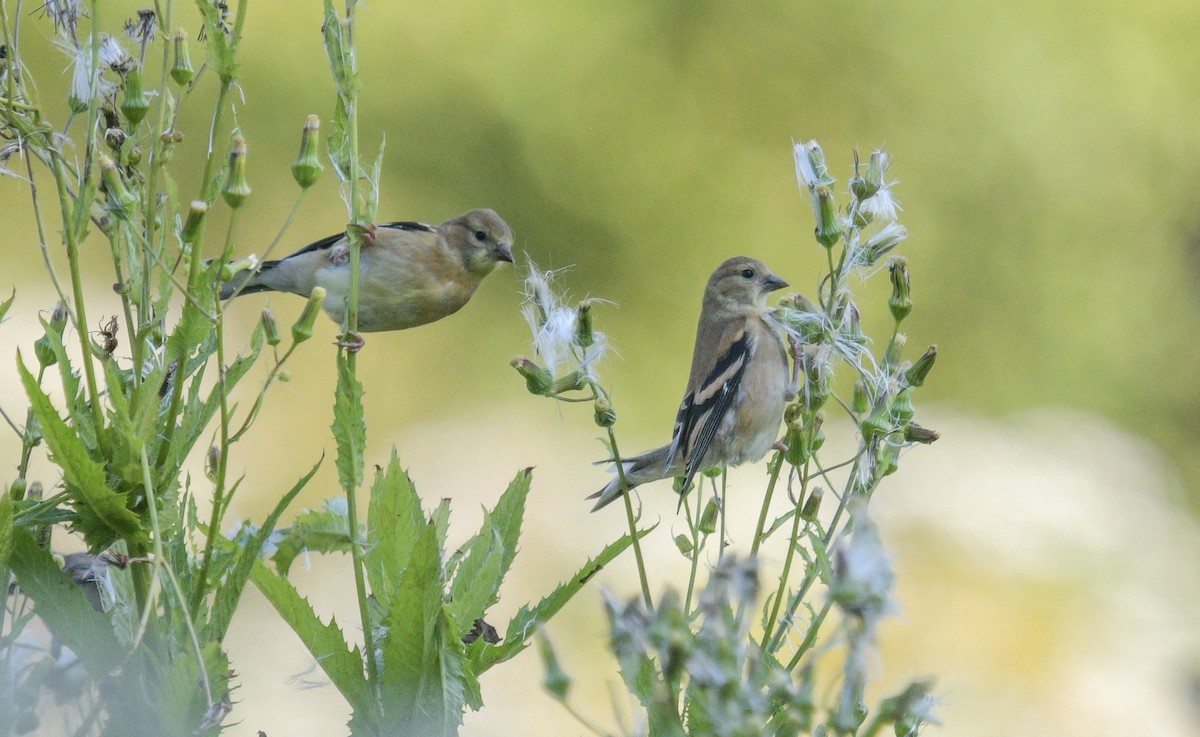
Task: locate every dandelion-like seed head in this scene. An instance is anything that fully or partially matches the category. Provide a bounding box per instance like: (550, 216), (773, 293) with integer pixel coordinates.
(41, 0), (85, 37)
(97, 34), (131, 73)
(520, 260), (609, 381)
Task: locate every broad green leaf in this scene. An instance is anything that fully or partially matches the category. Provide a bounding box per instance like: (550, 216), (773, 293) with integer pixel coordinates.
(206, 458), (321, 640)
(365, 453), (424, 609)
(477, 523), (655, 671)
(448, 468), (530, 631)
(9, 529), (124, 679)
(332, 353), (365, 492)
(17, 355), (145, 549)
(271, 502), (354, 576)
(379, 522), (465, 736)
(250, 560), (376, 722)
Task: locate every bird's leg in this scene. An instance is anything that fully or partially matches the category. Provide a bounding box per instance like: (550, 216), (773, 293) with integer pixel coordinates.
(337, 330), (365, 353)
(772, 440), (790, 452)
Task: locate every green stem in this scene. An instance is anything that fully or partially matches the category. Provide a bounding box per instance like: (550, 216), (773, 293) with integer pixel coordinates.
(682, 478), (703, 618)
(750, 451), (785, 557)
(784, 598), (834, 671)
(762, 464), (808, 651)
(329, 0), (380, 700)
(608, 426), (653, 611)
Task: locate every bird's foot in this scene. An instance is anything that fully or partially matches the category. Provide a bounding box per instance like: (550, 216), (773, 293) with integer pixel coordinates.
(772, 440), (789, 452)
(347, 222), (378, 247)
(337, 330), (365, 353)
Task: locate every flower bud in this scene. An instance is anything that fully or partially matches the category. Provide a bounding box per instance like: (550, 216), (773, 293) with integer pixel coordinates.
(552, 370), (587, 395)
(861, 402), (891, 441)
(794, 140), (836, 189)
(511, 357), (553, 396)
(222, 136), (251, 209)
(865, 149), (890, 195)
(883, 332), (907, 371)
(890, 387), (915, 424)
(813, 185), (842, 248)
(219, 255), (258, 282)
(902, 422), (940, 445)
(10, 478), (26, 499)
(801, 486), (823, 521)
(278, 370), (291, 383)
(120, 65), (150, 126)
(674, 533), (694, 556)
(888, 256), (911, 323)
(291, 286), (327, 344)
(261, 308), (281, 346)
(903, 345), (937, 388)
(170, 30), (194, 86)
(852, 380), (870, 415)
(593, 396), (616, 427)
(99, 154), (138, 213)
(34, 335), (56, 369)
(291, 115), (323, 189)
(182, 200), (207, 245)
(875, 442), (900, 479)
(698, 498), (720, 534)
(537, 636), (571, 700)
(862, 222), (907, 267)
(849, 150), (877, 201)
(574, 299), (594, 348)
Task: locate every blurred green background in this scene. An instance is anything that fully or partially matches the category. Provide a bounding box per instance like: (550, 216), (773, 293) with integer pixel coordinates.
(3, 1), (1199, 735)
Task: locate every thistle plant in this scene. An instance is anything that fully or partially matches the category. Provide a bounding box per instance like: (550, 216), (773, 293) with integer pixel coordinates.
(533, 142), (941, 736)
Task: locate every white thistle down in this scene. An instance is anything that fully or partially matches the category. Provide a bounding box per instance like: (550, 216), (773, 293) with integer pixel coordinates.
(521, 260), (608, 380)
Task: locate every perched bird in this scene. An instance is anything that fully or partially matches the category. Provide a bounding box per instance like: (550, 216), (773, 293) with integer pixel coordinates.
(220, 208), (514, 334)
(589, 256), (793, 511)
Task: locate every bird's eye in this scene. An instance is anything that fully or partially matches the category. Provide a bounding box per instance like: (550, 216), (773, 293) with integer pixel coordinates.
(740, 268), (755, 279)
(473, 230), (487, 241)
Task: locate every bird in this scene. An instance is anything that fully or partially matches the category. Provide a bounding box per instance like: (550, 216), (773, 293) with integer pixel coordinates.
(589, 256), (793, 512)
(219, 208), (515, 337)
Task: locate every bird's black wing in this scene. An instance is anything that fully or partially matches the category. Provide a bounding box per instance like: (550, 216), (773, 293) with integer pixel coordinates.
(669, 330), (750, 507)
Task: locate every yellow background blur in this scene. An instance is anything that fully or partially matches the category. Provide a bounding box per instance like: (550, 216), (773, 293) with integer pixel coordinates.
(3, 1), (1199, 735)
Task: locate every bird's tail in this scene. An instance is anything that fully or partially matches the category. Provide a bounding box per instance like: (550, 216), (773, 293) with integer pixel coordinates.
(586, 445), (676, 512)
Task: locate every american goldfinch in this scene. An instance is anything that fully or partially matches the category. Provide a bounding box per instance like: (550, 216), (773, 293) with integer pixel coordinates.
(220, 208), (514, 333)
(589, 256), (792, 511)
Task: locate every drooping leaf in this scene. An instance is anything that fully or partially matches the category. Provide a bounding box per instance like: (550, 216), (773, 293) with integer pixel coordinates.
(206, 458), (321, 640)
(0, 288), (15, 322)
(477, 523), (655, 671)
(270, 502), (354, 576)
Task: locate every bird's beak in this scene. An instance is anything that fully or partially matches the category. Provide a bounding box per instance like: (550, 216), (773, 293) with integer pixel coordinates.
(496, 244), (515, 264)
(764, 274), (789, 292)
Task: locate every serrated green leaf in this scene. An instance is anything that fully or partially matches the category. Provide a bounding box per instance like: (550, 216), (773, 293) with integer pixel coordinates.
(332, 353), (365, 492)
(271, 503), (353, 576)
(206, 458), (321, 640)
(447, 468), (532, 632)
(250, 560), (377, 723)
(9, 529), (124, 679)
(17, 354), (145, 549)
(365, 452), (424, 609)
(0, 288), (15, 322)
(477, 522), (656, 671)
(379, 522), (465, 736)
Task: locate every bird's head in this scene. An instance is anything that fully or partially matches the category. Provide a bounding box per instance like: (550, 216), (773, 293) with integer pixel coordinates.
(446, 208), (515, 275)
(706, 256), (789, 310)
